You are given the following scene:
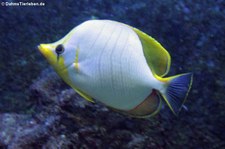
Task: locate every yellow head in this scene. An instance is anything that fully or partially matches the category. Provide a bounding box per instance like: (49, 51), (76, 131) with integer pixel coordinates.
(38, 43), (67, 75)
(38, 30), (78, 85)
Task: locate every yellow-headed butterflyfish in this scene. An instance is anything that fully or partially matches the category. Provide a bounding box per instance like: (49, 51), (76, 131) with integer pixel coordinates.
(38, 20), (193, 118)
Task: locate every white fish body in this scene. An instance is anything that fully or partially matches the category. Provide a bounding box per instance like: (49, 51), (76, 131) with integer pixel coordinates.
(66, 20), (162, 110)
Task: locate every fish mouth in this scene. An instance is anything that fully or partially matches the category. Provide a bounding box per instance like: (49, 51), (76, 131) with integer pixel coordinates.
(38, 44), (52, 58)
(37, 44), (44, 54)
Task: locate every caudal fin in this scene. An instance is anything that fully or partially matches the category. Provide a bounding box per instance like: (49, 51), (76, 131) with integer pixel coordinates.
(161, 73), (193, 115)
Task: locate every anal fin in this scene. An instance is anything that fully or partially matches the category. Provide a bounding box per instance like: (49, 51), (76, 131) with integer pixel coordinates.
(72, 87), (95, 103)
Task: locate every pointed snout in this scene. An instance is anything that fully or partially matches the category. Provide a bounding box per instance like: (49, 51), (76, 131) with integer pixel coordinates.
(38, 44), (54, 59)
(38, 44), (51, 57)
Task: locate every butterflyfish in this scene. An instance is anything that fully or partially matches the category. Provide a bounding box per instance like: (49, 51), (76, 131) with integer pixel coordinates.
(38, 20), (193, 118)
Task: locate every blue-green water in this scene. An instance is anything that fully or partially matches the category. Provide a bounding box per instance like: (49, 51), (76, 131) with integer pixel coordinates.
(0, 0), (224, 148)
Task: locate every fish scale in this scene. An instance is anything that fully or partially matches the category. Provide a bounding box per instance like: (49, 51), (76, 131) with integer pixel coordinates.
(98, 22), (117, 89)
(118, 31), (129, 96)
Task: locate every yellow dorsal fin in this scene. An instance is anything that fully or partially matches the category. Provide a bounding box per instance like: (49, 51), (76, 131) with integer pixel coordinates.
(72, 86), (95, 103)
(132, 27), (171, 77)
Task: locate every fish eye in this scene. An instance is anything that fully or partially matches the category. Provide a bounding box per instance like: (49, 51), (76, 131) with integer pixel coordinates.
(55, 44), (64, 55)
